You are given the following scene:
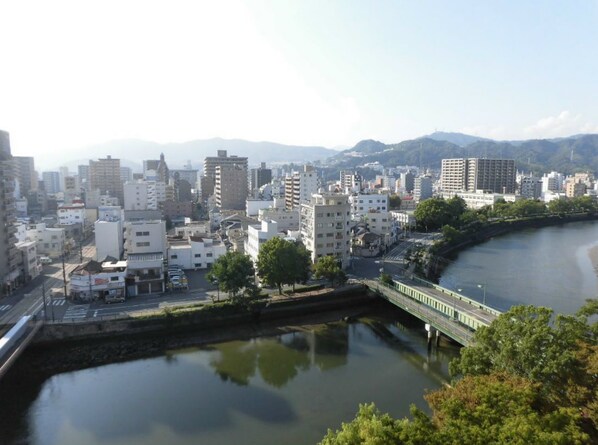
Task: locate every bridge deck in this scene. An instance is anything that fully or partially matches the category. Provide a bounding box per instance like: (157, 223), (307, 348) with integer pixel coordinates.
(363, 278), (500, 346)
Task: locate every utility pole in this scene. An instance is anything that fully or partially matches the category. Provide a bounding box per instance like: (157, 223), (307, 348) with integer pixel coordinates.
(79, 238), (83, 263)
(42, 280), (47, 321)
(62, 252), (68, 299)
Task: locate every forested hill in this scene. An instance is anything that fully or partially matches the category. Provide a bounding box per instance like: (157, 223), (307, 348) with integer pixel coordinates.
(330, 134), (598, 174)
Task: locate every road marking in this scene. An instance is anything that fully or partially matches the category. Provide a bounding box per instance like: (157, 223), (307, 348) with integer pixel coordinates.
(0, 304), (12, 311)
(63, 304), (90, 319)
(52, 299), (66, 306)
(93, 310), (98, 317)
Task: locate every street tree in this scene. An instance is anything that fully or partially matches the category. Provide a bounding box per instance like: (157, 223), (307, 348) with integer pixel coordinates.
(414, 197), (451, 231)
(256, 238), (312, 294)
(313, 255), (345, 287)
(206, 251), (255, 299)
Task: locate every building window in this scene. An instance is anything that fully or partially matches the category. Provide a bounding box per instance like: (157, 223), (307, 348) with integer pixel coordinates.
(206, 253), (213, 257)
(170, 255), (178, 259)
(194, 253), (202, 257)
(194, 263), (202, 267)
(136, 242), (150, 247)
(110, 276), (119, 281)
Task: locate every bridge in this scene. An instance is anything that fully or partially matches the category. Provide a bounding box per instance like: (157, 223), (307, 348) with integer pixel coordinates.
(362, 275), (502, 347)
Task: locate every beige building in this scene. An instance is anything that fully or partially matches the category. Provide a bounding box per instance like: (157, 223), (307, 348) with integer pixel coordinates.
(215, 164), (248, 210)
(89, 156), (123, 205)
(565, 178), (587, 198)
(300, 193), (351, 268)
(0, 130), (20, 293)
(441, 158), (516, 194)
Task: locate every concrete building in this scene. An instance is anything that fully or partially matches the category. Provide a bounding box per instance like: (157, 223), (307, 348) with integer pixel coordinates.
(258, 206), (300, 232)
(339, 171), (363, 193)
(520, 176), (542, 200)
(300, 193), (351, 268)
(95, 206), (124, 261)
(58, 202), (86, 226)
(565, 178), (587, 198)
(124, 220), (167, 258)
(441, 158), (516, 194)
(245, 220), (280, 264)
(70, 259), (127, 302)
(174, 222), (211, 237)
(363, 210), (397, 246)
(89, 156), (123, 205)
(246, 198), (274, 217)
(170, 168), (199, 187)
(284, 165), (318, 210)
(204, 150), (248, 181)
(16, 239), (40, 282)
(250, 162), (272, 192)
(0, 130), (20, 293)
(413, 176), (433, 202)
(390, 210), (417, 229)
(12, 156), (37, 198)
(167, 235), (226, 270)
(162, 200), (194, 220)
(441, 190), (519, 209)
(120, 166), (133, 183)
(42, 171), (61, 194)
(63, 176), (80, 205)
(348, 193), (389, 219)
(143, 153), (169, 183)
(26, 223), (67, 258)
(215, 164), (248, 210)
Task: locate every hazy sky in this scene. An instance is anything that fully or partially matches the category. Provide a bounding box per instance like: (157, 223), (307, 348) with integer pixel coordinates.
(1, 0), (598, 160)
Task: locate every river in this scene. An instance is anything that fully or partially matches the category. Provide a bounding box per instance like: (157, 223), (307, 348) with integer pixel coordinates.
(2, 221), (597, 445)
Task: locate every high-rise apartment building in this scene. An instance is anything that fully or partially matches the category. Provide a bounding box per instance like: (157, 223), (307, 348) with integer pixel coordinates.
(215, 164), (248, 210)
(0, 130), (20, 293)
(250, 162), (272, 192)
(12, 156), (37, 198)
(89, 156), (123, 205)
(441, 158), (516, 194)
(42, 171), (61, 194)
(520, 176), (542, 200)
(284, 165), (318, 210)
(202, 150), (248, 203)
(300, 193), (351, 269)
(143, 153), (169, 183)
(413, 175), (433, 202)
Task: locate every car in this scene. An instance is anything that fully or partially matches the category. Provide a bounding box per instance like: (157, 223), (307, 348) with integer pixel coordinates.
(39, 256), (52, 265)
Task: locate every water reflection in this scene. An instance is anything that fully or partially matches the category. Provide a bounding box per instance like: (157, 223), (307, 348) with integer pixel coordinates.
(208, 323), (349, 388)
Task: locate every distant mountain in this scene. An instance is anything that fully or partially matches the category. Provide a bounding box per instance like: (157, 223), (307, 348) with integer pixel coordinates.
(329, 134), (598, 175)
(47, 138), (337, 171)
(421, 131), (492, 147)
(340, 139), (387, 155)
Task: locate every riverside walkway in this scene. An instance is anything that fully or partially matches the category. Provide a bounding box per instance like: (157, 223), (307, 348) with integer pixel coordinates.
(362, 276), (501, 346)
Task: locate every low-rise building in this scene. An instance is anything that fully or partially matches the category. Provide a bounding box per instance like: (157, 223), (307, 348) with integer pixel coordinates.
(26, 223), (67, 258)
(258, 207), (300, 232)
(167, 235), (227, 270)
(348, 193), (389, 220)
(126, 253), (165, 296)
(70, 259), (127, 302)
(245, 220), (280, 264)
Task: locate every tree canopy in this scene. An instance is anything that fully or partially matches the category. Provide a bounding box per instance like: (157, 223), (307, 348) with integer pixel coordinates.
(313, 255), (346, 287)
(256, 237), (311, 294)
(206, 251), (255, 299)
(320, 300), (598, 444)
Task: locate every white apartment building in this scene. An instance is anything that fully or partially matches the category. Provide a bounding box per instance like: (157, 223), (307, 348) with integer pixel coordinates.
(519, 176), (542, 200)
(541, 171), (564, 195)
(300, 193), (351, 268)
(363, 210), (397, 246)
(57, 203), (86, 226)
(124, 181), (165, 211)
(258, 207), (300, 231)
(124, 220), (167, 257)
(245, 220), (280, 264)
(284, 165), (319, 210)
(246, 198), (274, 217)
(26, 223), (67, 258)
(174, 222), (211, 238)
(348, 193), (389, 220)
(168, 236), (227, 270)
(413, 176), (433, 202)
(95, 207), (124, 261)
(441, 191), (519, 209)
(16, 239), (40, 282)
(390, 210), (417, 229)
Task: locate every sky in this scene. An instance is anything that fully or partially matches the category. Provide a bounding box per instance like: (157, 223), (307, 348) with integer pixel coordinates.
(1, 0), (598, 162)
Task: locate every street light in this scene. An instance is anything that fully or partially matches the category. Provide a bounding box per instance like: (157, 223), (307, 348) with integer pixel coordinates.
(477, 283), (487, 306)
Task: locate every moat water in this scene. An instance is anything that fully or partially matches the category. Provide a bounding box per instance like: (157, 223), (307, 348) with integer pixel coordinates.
(1, 221), (597, 445)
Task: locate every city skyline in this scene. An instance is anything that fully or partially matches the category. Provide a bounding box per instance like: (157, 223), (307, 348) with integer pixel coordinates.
(1, 1), (598, 163)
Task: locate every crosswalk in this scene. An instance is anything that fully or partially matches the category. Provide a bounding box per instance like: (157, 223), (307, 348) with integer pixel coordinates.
(0, 304), (12, 311)
(63, 304), (89, 320)
(52, 298), (66, 306)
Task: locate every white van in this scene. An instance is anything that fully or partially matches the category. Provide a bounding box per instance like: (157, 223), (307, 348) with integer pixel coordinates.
(39, 257), (52, 265)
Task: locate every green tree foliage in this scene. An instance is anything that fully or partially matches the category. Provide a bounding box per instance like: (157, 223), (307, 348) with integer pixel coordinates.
(256, 237), (311, 294)
(206, 251), (255, 299)
(380, 273), (393, 286)
(313, 255), (345, 287)
(413, 198), (452, 231)
(320, 300), (598, 444)
(389, 194), (402, 210)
